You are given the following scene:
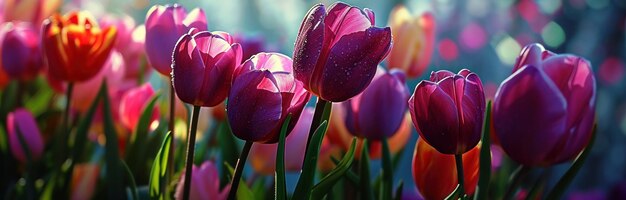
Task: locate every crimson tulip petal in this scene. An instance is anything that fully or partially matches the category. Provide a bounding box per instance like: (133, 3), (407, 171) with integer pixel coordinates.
(325, 2), (372, 45)
(318, 26), (392, 102)
(293, 4), (326, 94)
(363, 8), (375, 25)
(494, 65), (568, 166)
(430, 70), (456, 82)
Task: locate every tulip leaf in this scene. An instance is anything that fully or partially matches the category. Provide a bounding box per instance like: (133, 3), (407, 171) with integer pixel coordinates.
(293, 120), (329, 200)
(275, 115), (292, 200)
(101, 81), (125, 199)
(394, 181), (404, 200)
(311, 137), (357, 199)
(125, 93), (160, 182)
(121, 160), (138, 200)
(219, 119), (240, 187)
(359, 139), (373, 200)
(225, 162), (256, 200)
(330, 156), (360, 184)
(475, 101), (492, 200)
(545, 124), (597, 200)
(381, 137), (393, 200)
(444, 184), (460, 200)
(149, 131), (172, 200)
(24, 78), (55, 116)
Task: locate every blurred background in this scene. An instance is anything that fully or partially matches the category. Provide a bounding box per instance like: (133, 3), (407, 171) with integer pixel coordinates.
(5, 0), (626, 198)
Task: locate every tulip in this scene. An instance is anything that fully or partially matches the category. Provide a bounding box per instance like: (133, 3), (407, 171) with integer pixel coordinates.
(408, 69), (485, 155)
(7, 108), (44, 163)
(119, 83), (159, 131)
(227, 52), (311, 143)
(234, 34), (274, 62)
(386, 5), (435, 78)
(1, 22), (43, 80)
(0, 66), (7, 89)
(174, 161), (230, 200)
(343, 68), (409, 140)
(412, 138), (479, 200)
(42, 11), (117, 82)
(72, 50), (125, 113)
(249, 108), (313, 174)
(71, 164), (100, 200)
(100, 15), (148, 81)
(493, 43), (596, 166)
(292, 2), (392, 102)
(171, 30), (241, 107)
(145, 4), (207, 76)
(2, 0), (61, 27)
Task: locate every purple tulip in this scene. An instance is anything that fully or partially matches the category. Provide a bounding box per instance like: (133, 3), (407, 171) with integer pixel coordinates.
(7, 108), (44, 163)
(493, 43), (596, 166)
(408, 69), (485, 155)
(292, 2), (392, 102)
(343, 68), (409, 140)
(171, 29), (242, 107)
(227, 53), (311, 143)
(1, 22), (43, 80)
(145, 4), (207, 76)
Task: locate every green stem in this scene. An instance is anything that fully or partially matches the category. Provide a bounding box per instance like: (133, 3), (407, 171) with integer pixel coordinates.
(167, 81), (176, 194)
(227, 141), (254, 200)
(182, 106), (201, 200)
(360, 139), (372, 200)
(503, 165), (531, 200)
(455, 154), (466, 200)
(381, 138), (393, 200)
(304, 98), (329, 156)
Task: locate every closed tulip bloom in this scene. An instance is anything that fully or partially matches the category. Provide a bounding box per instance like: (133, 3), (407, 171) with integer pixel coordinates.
(387, 5), (435, 78)
(172, 30), (242, 107)
(7, 108), (44, 163)
(1, 22), (43, 80)
(42, 11), (117, 82)
(412, 138), (479, 200)
(100, 15), (148, 81)
(409, 69), (485, 155)
(175, 161), (229, 200)
(293, 2), (392, 102)
(343, 68), (409, 140)
(228, 53), (311, 143)
(119, 83), (159, 131)
(145, 4), (207, 76)
(493, 43), (596, 166)
(249, 108), (313, 174)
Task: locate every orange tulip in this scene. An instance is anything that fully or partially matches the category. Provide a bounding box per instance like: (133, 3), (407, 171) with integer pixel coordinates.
(386, 5), (435, 78)
(42, 11), (117, 82)
(412, 138), (479, 200)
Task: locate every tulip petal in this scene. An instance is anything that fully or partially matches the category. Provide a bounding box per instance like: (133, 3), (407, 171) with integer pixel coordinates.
(318, 26), (392, 102)
(430, 70), (455, 82)
(293, 4), (326, 94)
(493, 65), (568, 166)
(325, 2), (372, 46)
(513, 43), (544, 72)
(172, 34), (204, 104)
(184, 8), (207, 31)
(357, 73), (408, 139)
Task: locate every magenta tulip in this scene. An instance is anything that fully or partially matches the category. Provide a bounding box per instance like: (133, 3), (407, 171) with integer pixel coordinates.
(7, 108), (44, 163)
(408, 69), (485, 155)
(174, 161), (229, 200)
(493, 43), (596, 166)
(100, 14), (148, 81)
(145, 4), (207, 76)
(171, 29), (242, 107)
(119, 83), (159, 131)
(1, 22), (43, 80)
(343, 68), (409, 140)
(293, 2), (392, 102)
(227, 53), (311, 143)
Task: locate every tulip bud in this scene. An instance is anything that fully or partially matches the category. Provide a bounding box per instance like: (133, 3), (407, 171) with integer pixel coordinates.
(493, 43), (596, 166)
(408, 69), (485, 155)
(145, 4), (207, 76)
(386, 5), (435, 78)
(42, 11), (117, 82)
(293, 2), (392, 102)
(412, 138), (479, 200)
(171, 30), (242, 107)
(119, 83), (159, 131)
(7, 108), (44, 163)
(174, 161), (229, 200)
(227, 53), (311, 143)
(343, 68), (409, 140)
(1, 22), (43, 80)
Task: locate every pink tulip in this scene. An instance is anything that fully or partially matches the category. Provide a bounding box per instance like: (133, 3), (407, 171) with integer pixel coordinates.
(175, 161), (229, 200)
(72, 51), (125, 113)
(100, 15), (149, 81)
(7, 108), (44, 163)
(119, 83), (159, 131)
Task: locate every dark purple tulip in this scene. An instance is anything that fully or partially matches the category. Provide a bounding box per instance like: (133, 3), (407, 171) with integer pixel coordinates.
(227, 53), (311, 144)
(293, 2), (392, 102)
(343, 68), (409, 140)
(172, 29), (242, 107)
(1, 22), (42, 80)
(408, 69), (485, 155)
(145, 4), (207, 76)
(7, 108), (44, 163)
(494, 43), (596, 166)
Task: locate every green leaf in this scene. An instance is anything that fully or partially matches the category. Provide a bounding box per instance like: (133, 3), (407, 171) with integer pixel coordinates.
(275, 115), (292, 200)
(101, 81), (125, 199)
(475, 101), (492, 200)
(311, 137), (357, 199)
(359, 139), (373, 200)
(125, 93), (160, 182)
(545, 124), (597, 200)
(381, 137), (393, 200)
(293, 120), (329, 200)
(394, 181), (404, 200)
(219, 119), (240, 187)
(330, 156), (360, 184)
(225, 162), (255, 200)
(24, 78), (55, 116)
(444, 184), (460, 200)
(149, 131), (172, 200)
(121, 160), (138, 200)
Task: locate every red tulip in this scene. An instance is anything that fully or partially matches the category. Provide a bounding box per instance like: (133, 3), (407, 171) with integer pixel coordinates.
(408, 69), (485, 155)
(7, 108), (44, 163)
(493, 43), (596, 166)
(293, 2), (392, 102)
(42, 11), (117, 82)
(72, 50), (125, 113)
